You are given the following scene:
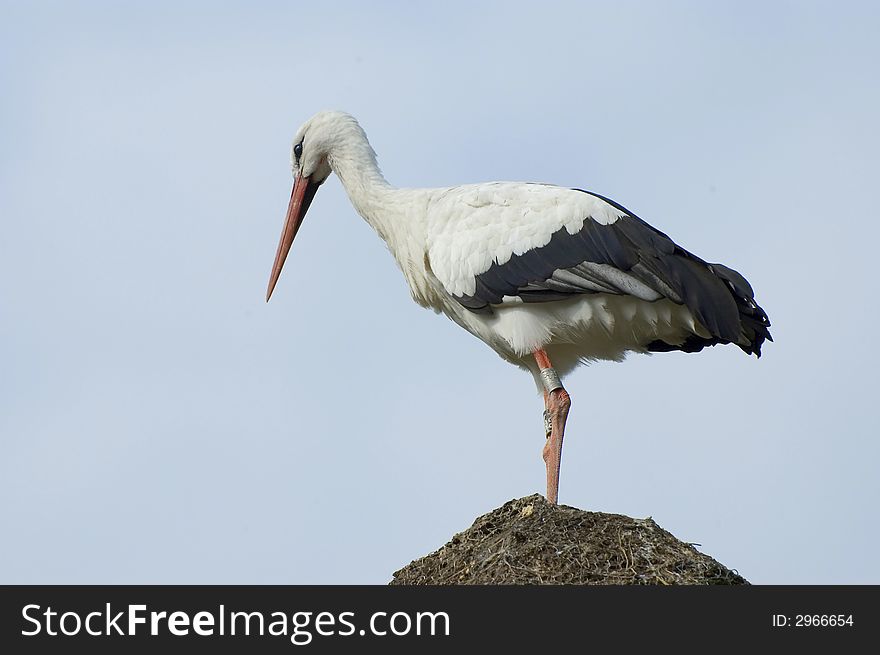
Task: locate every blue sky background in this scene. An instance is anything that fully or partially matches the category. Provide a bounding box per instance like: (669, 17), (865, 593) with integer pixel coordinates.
(2, 1), (878, 584)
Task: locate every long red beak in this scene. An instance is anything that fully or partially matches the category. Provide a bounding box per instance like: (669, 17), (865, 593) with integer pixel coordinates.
(266, 173), (319, 301)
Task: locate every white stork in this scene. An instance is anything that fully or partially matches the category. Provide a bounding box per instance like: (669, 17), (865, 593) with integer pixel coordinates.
(266, 111), (771, 504)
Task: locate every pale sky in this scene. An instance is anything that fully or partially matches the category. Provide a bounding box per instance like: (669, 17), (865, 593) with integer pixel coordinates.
(2, 1), (878, 584)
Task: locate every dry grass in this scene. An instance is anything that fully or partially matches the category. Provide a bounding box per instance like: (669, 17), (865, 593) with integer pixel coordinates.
(390, 494), (747, 585)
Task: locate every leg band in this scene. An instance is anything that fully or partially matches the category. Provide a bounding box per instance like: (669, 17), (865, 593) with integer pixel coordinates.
(539, 367), (563, 394)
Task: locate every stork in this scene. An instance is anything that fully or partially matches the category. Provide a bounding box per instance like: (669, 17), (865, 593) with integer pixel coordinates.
(266, 111), (771, 504)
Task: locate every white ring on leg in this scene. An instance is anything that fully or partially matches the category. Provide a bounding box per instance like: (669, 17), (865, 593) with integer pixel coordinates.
(540, 367), (563, 394)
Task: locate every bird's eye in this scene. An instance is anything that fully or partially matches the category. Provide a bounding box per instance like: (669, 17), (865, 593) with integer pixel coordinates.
(294, 142), (303, 160)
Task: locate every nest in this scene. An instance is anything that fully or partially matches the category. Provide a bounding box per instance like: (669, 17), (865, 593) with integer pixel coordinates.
(390, 494), (747, 585)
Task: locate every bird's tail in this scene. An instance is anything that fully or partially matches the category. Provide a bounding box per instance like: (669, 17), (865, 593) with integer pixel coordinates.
(645, 259), (772, 357)
(708, 262), (772, 357)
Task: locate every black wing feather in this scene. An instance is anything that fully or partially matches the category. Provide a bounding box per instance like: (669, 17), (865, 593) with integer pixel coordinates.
(454, 189), (772, 357)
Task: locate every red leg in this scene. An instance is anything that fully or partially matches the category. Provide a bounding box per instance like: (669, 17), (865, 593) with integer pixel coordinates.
(534, 349), (571, 505)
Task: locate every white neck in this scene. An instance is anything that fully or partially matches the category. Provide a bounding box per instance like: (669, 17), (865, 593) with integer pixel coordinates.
(327, 134), (397, 241)
(326, 130), (438, 307)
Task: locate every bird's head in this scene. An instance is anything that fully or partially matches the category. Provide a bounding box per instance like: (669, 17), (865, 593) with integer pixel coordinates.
(266, 110), (362, 301)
